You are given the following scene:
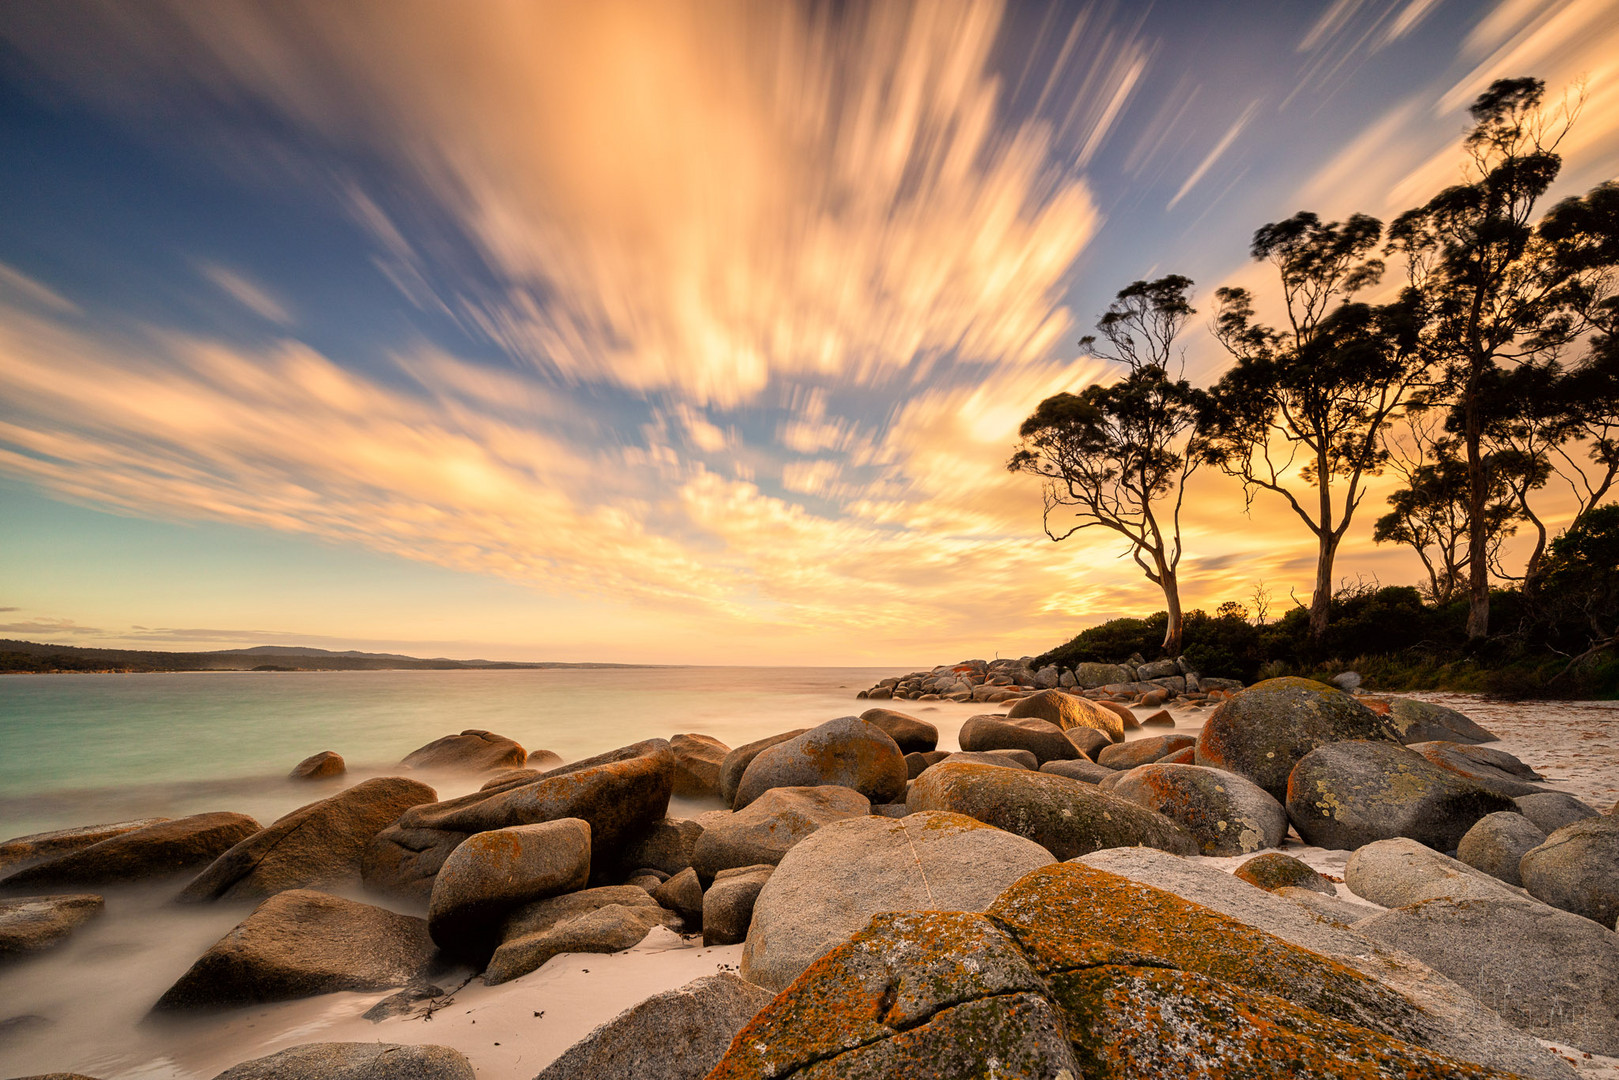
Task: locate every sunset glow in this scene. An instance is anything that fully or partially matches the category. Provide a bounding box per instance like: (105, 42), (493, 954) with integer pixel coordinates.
(2, 0), (1617, 663)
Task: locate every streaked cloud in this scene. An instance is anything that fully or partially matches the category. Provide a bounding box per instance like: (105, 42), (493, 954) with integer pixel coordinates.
(1167, 102), (1259, 211)
(196, 261), (294, 325)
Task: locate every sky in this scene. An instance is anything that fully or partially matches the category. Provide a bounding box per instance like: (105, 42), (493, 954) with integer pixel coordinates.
(1, 0), (1617, 666)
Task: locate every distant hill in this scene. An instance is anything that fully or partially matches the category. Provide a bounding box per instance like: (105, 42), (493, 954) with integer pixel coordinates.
(0, 639), (653, 674)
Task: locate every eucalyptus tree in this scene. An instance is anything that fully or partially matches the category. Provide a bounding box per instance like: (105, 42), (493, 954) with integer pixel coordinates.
(1201, 212), (1422, 644)
(1008, 276), (1205, 656)
(1384, 77), (1595, 637)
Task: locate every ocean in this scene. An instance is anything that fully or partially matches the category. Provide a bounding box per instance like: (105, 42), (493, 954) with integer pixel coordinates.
(0, 665), (972, 840)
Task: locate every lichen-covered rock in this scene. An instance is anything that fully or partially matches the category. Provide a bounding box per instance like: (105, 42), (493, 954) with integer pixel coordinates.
(1104, 762), (1286, 856)
(179, 777), (436, 902)
(1518, 813), (1619, 927)
(0, 894), (103, 959)
(427, 818), (591, 962)
(1388, 699), (1498, 744)
(858, 708), (938, 754)
(669, 733), (728, 799)
(1095, 733), (1195, 770)
(364, 739), (673, 901)
(1408, 741), (1549, 798)
(153, 890), (435, 1010)
(288, 751), (345, 780)
(703, 865), (771, 946)
(690, 785), (868, 882)
(738, 811), (1052, 991)
(485, 902), (679, 984)
(1356, 895), (1619, 1055)
(1514, 791), (1601, 835)
(1006, 689), (1124, 743)
(398, 729), (526, 772)
(1456, 811), (1546, 887)
(1196, 677), (1401, 800)
(1345, 838), (1525, 908)
(1286, 740), (1516, 851)
(712, 871), (1517, 1080)
(1277, 885), (1378, 926)
(209, 1042), (474, 1080)
(0, 813), (261, 889)
(534, 973), (772, 1080)
(732, 717), (906, 809)
(1235, 852), (1335, 895)
(1076, 846), (1576, 1080)
(718, 911), (1076, 1080)
(718, 729), (807, 807)
(0, 818), (167, 875)
(907, 762), (1194, 860)
(957, 714), (1079, 764)
(1072, 662), (1134, 688)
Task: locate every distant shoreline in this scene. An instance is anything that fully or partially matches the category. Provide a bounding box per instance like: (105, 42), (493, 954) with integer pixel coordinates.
(0, 638), (667, 675)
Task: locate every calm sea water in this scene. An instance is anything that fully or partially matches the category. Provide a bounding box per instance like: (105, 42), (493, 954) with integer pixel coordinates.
(0, 666), (988, 839)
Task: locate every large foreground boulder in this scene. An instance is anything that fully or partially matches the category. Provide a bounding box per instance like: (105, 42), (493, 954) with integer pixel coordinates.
(534, 973), (773, 1080)
(398, 729), (525, 772)
(858, 709), (938, 754)
(210, 1043), (474, 1080)
(740, 812), (1051, 992)
(1456, 812), (1546, 887)
(179, 777), (436, 902)
(1345, 838), (1525, 908)
(154, 890), (435, 1010)
(732, 717), (906, 809)
(1285, 740), (1515, 851)
(1518, 814), (1619, 927)
(1078, 847), (1576, 1079)
(363, 739), (673, 901)
(1358, 896), (1619, 1055)
(0, 894), (103, 959)
(957, 715), (1078, 764)
(711, 867), (1520, 1080)
(1387, 699), (1498, 744)
(1196, 677), (1401, 801)
(670, 734), (728, 799)
(0, 813), (260, 889)
(426, 818), (591, 962)
(905, 762), (1195, 861)
(0, 818), (166, 874)
(690, 785), (868, 880)
(1106, 763), (1286, 856)
(1006, 689), (1124, 743)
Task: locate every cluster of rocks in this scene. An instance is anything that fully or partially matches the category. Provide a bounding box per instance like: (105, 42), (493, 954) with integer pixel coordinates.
(858, 655), (1243, 707)
(3, 688), (1616, 1080)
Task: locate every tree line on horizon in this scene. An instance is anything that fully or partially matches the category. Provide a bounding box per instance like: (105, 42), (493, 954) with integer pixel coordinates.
(1009, 78), (1618, 681)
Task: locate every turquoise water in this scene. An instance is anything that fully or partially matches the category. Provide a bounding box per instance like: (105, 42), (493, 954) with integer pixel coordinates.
(0, 666), (979, 838)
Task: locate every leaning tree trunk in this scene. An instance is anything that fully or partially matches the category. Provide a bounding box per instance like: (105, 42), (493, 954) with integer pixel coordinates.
(1464, 396), (1490, 639)
(1307, 530), (1339, 646)
(1159, 566), (1184, 657)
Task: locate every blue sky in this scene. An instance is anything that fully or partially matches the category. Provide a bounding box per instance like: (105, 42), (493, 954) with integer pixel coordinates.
(1, 0), (1616, 664)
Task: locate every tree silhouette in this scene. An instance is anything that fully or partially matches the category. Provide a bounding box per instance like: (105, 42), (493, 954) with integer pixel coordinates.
(1202, 212), (1422, 644)
(1009, 277), (1204, 656)
(1384, 77), (1591, 638)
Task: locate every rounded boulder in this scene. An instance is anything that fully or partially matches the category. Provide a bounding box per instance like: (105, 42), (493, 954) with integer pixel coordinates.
(958, 714), (1079, 764)
(1106, 762), (1287, 857)
(732, 717), (905, 810)
(427, 817), (591, 963)
(399, 729), (526, 773)
(1518, 814), (1619, 927)
(739, 811), (1053, 991)
(858, 708), (938, 754)
(1456, 812), (1546, 887)
(1286, 740), (1516, 852)
(905, 761), (1195, 861)
(1006, 690), (1124, 743)
(690, 785), (870, 880)
(1196, 677), (1401, 801)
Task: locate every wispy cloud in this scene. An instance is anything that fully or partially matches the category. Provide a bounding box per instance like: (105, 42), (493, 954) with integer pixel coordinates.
(196, 261), (294, 325)
(1167, 101), (1259, 210)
